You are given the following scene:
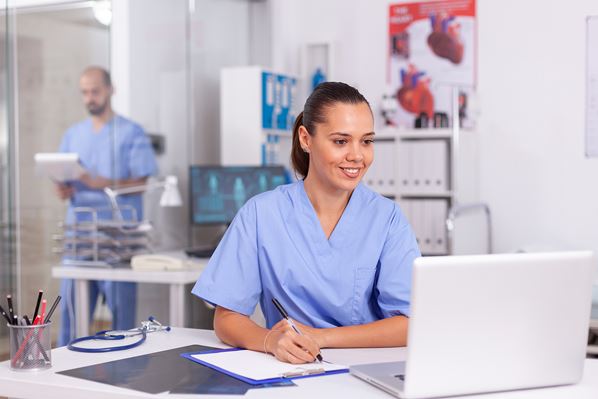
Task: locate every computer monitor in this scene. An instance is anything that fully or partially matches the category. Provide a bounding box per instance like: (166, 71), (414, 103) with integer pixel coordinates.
(190, 165), (288, 226)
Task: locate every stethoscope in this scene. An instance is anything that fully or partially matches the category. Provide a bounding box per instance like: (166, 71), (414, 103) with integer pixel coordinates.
(67, 316), (171, 353)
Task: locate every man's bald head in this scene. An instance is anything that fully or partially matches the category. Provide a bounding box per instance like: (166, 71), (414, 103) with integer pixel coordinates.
(81, 66), (112, 88)
(79, 66), (113, 116)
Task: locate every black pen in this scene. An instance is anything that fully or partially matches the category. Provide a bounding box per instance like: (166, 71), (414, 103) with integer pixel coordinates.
(7, 295), (15, 325)
(271, 298), (323, 362)
(45, 296), (62, 323)
(33, 290), (43, 321)
(0, 304), (12, 325)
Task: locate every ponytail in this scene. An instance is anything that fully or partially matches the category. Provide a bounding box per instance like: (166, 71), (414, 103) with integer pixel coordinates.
(291, 112), (309, 179)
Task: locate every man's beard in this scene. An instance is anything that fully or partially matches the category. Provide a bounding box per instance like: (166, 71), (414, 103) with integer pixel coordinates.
(86, 101), (107, 116)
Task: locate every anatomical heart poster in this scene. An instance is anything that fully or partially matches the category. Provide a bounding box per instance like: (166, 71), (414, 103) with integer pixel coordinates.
(388, 0), (476, 128)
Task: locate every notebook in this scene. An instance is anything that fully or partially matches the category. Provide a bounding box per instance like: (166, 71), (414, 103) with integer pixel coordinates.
(182, 347), (348, 385)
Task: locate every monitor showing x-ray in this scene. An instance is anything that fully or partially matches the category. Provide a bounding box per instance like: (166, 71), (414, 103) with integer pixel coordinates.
(190, 165), (288, 225)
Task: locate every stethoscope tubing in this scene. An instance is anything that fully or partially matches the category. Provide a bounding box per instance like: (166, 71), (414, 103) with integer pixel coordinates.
(67, 329), (147, 353)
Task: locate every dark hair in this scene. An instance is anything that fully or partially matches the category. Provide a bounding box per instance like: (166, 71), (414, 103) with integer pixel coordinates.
(82, 66), (112, 87)
(291, 82), (371, 179)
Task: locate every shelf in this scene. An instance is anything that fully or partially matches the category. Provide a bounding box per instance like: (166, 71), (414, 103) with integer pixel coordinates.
(400, 192), (453, 199)
(377, 127), (453, 140)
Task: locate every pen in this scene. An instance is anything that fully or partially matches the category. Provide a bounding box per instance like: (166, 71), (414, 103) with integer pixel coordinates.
(0, 304), (12, 325)
(39, 299), (47, 323)
(33, 290), (43, 321)
(45, 296), (62, 323)
(7, 295), (15, 325)
(271, 298), (323, 362)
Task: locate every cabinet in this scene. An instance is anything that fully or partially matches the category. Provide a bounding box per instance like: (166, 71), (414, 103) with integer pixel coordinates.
(366, 126), (479, 256)
(220, 66), (297, 170)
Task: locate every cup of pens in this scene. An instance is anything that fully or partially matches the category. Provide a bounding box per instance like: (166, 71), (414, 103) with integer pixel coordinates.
(1, 292), (62, 371)
(8, 321), (52, 371)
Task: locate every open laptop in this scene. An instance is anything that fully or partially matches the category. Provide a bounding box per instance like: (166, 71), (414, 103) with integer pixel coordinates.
(350, 251), (595, 398)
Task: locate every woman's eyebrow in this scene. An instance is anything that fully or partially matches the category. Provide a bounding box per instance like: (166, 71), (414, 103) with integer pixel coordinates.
(328, 131), (376, 137)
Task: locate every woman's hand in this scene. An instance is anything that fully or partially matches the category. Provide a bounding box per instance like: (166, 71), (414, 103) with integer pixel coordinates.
(265, 320), (322, 364)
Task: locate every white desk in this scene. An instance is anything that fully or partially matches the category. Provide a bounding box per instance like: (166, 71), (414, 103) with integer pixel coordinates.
(52, 260), (208, 337)
(0, 328), (597, 399)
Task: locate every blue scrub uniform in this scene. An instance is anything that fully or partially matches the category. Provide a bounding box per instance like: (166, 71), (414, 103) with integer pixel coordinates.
(192, 180), (420, 329)
(58, 115), (157, 346)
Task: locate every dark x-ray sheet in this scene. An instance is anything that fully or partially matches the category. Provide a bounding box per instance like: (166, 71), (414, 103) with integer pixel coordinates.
(58, 344), (295, 395)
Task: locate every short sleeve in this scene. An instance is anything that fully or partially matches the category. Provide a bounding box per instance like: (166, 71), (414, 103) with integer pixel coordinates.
(191, 199), (262, 316)
(127, 127), (158, 178)
(376, 205), (420, 318)
(58, 129), (70, 152)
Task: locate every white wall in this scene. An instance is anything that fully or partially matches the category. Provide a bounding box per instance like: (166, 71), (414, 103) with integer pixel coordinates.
(477, 0), (598, 254)
(268, 0), (598, 256)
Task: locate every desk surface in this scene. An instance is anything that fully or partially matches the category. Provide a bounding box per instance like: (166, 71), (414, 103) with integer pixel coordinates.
(1, 328), (597, 399)
(52, 261), (208, 284)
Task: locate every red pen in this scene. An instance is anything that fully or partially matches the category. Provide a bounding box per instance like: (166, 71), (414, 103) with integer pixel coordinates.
(39, 299), (47, 324)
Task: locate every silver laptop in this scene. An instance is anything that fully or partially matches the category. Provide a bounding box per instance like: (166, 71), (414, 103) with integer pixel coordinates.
(351, 251), (595, 398)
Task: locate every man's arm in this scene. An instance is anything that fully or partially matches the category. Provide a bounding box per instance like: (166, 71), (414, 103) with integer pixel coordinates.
(79, 174), (148, 190)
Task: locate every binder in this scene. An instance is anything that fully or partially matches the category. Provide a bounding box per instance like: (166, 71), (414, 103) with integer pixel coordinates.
(181, 348), (348, 385)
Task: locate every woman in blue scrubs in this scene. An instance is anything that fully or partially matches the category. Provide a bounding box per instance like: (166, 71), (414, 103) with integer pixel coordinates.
(192, 82), (420, 363)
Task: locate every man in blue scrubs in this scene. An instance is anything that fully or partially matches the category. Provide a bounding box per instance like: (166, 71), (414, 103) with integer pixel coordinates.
(56, 67), (157, 345)
(193, 82), (420, 363)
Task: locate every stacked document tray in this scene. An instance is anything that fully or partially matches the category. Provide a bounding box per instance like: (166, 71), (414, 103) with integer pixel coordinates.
(53, 206), (153, 267)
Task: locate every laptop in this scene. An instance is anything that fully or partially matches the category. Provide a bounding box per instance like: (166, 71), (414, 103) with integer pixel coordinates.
(350, 251), (595, 398)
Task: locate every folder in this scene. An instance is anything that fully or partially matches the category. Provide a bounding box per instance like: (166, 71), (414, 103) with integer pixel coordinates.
(182, 348), (348, 385)
(34, 152), (87, 182)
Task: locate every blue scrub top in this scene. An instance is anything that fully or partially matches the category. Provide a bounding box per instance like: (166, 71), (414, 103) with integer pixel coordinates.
(59, 115), (158, 222)
(192, 180), (420, 329)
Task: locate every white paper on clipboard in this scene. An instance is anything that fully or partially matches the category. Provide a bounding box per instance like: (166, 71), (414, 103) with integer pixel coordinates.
(586, 16), (598, 157)
(34, 152), (87, 182)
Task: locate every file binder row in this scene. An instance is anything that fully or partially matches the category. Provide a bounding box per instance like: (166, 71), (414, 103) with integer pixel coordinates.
(397, 140), (449, 195)
(365, 138), (396, 195)
(400, 199), (448, 255)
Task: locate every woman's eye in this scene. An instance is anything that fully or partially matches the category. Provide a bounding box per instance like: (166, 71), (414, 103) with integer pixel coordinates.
(364, 139), (375, 145)
(334, 139), (347, 145)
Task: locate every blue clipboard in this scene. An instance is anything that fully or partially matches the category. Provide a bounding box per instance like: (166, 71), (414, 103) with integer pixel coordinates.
(181, 348), (349, 385)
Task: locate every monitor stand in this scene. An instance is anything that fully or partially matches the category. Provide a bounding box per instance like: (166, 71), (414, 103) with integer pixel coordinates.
(186, 224), (229, 258)
(185, 246), (216, 258)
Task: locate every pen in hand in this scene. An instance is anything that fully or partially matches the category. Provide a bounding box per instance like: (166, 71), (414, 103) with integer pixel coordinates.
(271, 298), (324, 362)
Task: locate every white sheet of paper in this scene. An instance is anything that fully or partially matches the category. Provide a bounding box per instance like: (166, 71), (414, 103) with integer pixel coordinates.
(191, 349), (347, 381)
(34, 153), (87, 182)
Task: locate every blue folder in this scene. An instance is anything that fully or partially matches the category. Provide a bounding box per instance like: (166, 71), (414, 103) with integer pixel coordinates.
(181, 348), (349, 385)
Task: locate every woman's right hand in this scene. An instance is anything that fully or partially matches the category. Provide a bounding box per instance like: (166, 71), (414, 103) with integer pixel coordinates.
(265, 320), (321, 364)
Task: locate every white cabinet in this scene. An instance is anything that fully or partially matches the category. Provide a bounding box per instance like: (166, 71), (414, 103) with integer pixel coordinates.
(220, 66), (297, 169)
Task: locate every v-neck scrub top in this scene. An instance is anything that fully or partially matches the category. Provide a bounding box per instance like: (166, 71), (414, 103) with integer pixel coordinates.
(192, 180), (420, 328)
(59, 115), (158, 223)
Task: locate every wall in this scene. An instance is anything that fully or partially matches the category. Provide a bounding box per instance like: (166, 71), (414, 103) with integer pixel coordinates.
(268, 0), (598, 257)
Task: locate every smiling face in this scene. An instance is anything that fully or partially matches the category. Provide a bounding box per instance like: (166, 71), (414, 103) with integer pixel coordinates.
(299, 101), (375, 194)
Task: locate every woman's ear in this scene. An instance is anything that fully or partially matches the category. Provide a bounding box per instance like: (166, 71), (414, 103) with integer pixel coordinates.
(298, 125), (311, 153)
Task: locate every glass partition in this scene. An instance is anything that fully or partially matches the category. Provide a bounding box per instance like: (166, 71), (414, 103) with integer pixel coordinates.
(0, 0), (11, 352)
(10, 0), (111, 344)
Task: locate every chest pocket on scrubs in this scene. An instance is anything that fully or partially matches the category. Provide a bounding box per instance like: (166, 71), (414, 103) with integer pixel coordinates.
(351, 265), (378, 324)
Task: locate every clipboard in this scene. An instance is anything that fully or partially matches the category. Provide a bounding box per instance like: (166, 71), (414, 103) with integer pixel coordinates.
(181, 348), (349, 385)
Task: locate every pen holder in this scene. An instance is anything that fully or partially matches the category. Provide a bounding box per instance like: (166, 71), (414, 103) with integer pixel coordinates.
(8, 321), (52, 371)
